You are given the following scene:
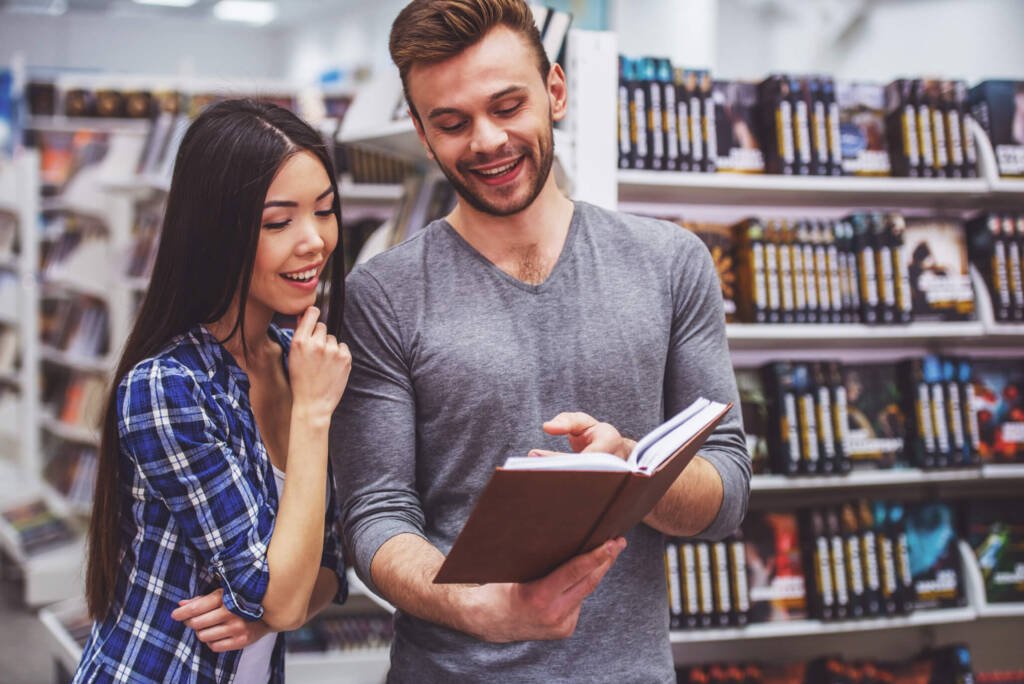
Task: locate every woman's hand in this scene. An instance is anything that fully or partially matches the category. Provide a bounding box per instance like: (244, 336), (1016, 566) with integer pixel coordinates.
(170, 588), (273, 653)
(288, 306), (351, 421)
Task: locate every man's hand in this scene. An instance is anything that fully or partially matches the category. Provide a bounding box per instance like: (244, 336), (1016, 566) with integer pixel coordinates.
(459, 537), (627, 643)
(537, 412), (635, 460)
(170, 588), (272, 652)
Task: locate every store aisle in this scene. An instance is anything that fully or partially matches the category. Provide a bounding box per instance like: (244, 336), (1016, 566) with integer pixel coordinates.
(0, 569), (59, 684)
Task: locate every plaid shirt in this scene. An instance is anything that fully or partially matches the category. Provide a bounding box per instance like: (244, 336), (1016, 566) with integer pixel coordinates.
(74, 324), (347, 684)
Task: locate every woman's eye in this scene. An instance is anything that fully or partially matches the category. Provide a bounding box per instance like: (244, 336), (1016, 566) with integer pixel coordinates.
(262, 220), (289, 230)
(315, 209), (334, 217)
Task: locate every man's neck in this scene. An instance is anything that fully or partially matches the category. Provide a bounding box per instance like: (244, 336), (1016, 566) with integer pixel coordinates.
(446, 179), (575, 285)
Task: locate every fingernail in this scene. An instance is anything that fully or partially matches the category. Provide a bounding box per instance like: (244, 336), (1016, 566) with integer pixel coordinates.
(528, 450), (540, 457)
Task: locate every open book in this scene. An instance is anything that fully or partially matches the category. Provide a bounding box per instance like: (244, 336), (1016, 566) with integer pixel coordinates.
(434, 398), (732, 584)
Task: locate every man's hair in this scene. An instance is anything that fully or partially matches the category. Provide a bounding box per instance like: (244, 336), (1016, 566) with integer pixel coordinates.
(389, 0), (552, 119)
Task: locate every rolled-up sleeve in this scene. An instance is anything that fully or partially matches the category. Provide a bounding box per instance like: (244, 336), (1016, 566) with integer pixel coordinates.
(330, 268), (428, 596)
(119, 360), (273, 620)
(665, 231), (752, 541)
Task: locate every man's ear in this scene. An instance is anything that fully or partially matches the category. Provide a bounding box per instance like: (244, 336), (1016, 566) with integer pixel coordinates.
(409, 107), (435, 160)
(547, 63), (568, 123)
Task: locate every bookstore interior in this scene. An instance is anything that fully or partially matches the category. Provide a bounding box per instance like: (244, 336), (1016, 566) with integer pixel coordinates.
(1, 0), (1024, 681)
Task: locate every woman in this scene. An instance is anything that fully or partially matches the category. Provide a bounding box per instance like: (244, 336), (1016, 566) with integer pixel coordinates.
(74, 99), (350, 683)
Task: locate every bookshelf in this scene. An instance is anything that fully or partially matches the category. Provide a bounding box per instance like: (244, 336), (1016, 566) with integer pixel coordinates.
(332, 27), (1024, 674)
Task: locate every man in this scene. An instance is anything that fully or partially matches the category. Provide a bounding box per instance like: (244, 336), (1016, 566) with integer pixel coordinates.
(331, 1), (750, 681)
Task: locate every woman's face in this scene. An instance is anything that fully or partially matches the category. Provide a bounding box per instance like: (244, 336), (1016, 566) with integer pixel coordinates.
(248, 150), (338, 318)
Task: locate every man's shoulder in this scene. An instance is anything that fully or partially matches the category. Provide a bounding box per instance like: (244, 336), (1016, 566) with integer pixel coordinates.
(575, 201), (706, 258)
(347, 221), (444, 289)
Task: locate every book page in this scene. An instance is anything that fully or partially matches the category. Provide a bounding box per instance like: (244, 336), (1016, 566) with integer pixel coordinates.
(631, 398), (728, 470)
(502, 452), (633, 472)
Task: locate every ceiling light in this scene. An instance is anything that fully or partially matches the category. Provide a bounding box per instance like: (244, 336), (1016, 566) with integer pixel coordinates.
(132, 0), (199, 6)
(213, 0), (277, 26)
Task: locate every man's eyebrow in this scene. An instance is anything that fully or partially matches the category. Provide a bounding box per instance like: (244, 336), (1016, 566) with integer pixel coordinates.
(426, 85), (528, 120)
(263, 186), (334, 208)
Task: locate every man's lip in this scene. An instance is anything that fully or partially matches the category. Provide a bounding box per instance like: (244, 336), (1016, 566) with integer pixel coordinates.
(468, 156), (524, 173)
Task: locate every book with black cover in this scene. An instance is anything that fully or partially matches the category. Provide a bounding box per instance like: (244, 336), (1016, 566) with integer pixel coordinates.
(434, 398), (732, 583)
(968, 80), (1024, 178)
(965, 499), (1024, 604)
(903, 216), (976, 322)
(970, 358), (1024, 464)
(905, 501), (965, 610)
(742, 511), (807, 622)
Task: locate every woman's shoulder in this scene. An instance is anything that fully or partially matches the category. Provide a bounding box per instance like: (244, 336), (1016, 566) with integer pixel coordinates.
(119, 328), (217, 398)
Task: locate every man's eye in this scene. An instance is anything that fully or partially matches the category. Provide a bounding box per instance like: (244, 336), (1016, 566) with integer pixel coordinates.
(439, 121), (466, 133)
(496, 103), (522, 116)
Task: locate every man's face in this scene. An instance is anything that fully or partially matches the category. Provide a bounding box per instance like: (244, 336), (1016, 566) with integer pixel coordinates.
(406, 25), (566, 217)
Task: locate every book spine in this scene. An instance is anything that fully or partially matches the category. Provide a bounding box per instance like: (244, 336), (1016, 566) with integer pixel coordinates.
(728, 537), (750, 626)
(617, 58), (632, 170)
(890, 214), (915, 324)
(688, 71), (704, 171)
(943, 357), (967, 467)
(701, 71), (717, 173)
(792, 78), (812, 175)
(796, 363), (821, 474)
(680, 542), (700, 629)
(787, 223), (808, 323)
(813, 222), (832, 325)
(774, 221), (796, 323)
(800, 222), (820, 323)
(810, 78), (830, 176)
(930, 87), (949, 176)
(813, 362), (837, 474)
(874, 214), (897, 324)
(711, 541), (732, 627)
(915, 80), (936, 177)
(825, 221), (844, 323)
(841, 503), (866, 618)
(674, 70), (692, 172)
(828, 361), (852, 473)
(695, 542), (715, 627)
(857, 500), (883, 617)
(764, 229), (782, 323)
(824, 78), (844, 176)
(665, 540), (684, 629)
(944, 81), (965, 177)
(645, 59), (665, 171)
(630, 72), (649, 170)
(852, 216), (880, 324)
(1005, 214), (1024, 320)
(875, 505), (900, 616)
(661, 61), (680, 172)
(826, 508), (850, 620)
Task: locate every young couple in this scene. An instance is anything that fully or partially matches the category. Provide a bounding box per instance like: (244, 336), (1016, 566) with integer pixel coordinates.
(74, 1), (749, 682)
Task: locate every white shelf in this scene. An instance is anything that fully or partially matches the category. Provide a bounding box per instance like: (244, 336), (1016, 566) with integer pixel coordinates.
(0, 310), (17, 326)
(123, 275), (150, 292)
(43, 273), (112, 301)
(668, 606), (977, 644)
(38, 597), (86, 674)
(286, 648), (390, 683)
(726, 321), (986, 350)
(0, 369), (20, 387)
(751, 468), (982, 491)
(618, 170), (991, 208)
(39, 345), (114, 374)
(980, 464), (1024, 480)
(987, 177), (1024, 198)
(976, 602), (1024, 618)
(340, 179), (406, 203)
(0, 252), (18, 272)
(40, 413), (100, 446)
(339, 118), (424, 161)
(27, 116), (151, 135)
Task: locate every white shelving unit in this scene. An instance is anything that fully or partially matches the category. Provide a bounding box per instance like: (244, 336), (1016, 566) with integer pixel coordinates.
(333, 27), (1024, 675)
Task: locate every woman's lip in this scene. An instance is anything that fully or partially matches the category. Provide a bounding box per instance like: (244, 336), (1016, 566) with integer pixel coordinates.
(280, 262), (323, 277)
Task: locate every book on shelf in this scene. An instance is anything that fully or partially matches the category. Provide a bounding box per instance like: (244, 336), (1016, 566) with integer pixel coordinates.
(902, 216), (976, 322)
(671, 219), (736, 322)
(0, 209), (17, 257)
(1, 499), (77, 556)
(434, 397), (732, 584)
(843, 362), (906, 469)
(836, 81), (891, 176)
(970, 358), (1024, 464)
(968, 80), (1024, 178)
(741, 511), (807, 623)
(966, 212), (1024, 323)
(905, 501), (965, 610)
(712, 80), (764, 174)
(965, 499), (1024, 604)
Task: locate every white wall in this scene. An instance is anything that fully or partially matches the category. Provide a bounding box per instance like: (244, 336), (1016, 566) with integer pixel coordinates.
(0, 12), (290, 81)
(613, 0), (1024, 83)
(284, 0), (407, 86)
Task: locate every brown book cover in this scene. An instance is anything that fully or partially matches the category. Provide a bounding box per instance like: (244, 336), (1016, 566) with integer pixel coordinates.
(434, 399), (733, 584)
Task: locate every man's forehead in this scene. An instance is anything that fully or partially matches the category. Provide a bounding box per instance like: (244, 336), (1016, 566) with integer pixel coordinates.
(406, 25), (542, 110)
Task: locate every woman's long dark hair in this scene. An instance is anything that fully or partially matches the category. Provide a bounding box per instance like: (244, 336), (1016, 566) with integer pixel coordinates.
(86, 99), (345, 619)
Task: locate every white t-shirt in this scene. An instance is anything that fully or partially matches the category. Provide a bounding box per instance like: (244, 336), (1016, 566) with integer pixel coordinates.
(232, 465), (287, 683)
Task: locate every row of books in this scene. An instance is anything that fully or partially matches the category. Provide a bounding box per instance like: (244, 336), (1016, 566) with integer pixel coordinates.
(681, 500), (969, 629)
(0, 209), (17, 257)
(0, 326), (18, 372)
(40, 295), (109, 358)
(26, 81), (297, 121)
(285, 612), (394, 654)
(0, 499), (77, 557)
(618, 59), (1023, 180)
(125, 198), (164, 280)
(969, 213), (1024, 323)
(339, 145), (416, 186)
(43, 368), (106, 433)
(675, 644), (974, 684)
(40, 214), (109, 284)
(966, 499), (1024, 605)
(740, 355), (1024, 475)
(0, 270), (18, 322)
(42, 439), (97, 511)
(676, 212), (983, 326)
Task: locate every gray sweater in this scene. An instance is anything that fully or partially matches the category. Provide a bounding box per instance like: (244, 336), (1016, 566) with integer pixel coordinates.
(331, 201), (750, 683)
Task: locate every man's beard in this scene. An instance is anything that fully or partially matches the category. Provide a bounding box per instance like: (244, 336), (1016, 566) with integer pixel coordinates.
(430, 122), (555, 218)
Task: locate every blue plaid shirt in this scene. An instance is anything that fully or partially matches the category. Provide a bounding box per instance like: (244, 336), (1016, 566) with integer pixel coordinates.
(74, 324), (347, 683)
